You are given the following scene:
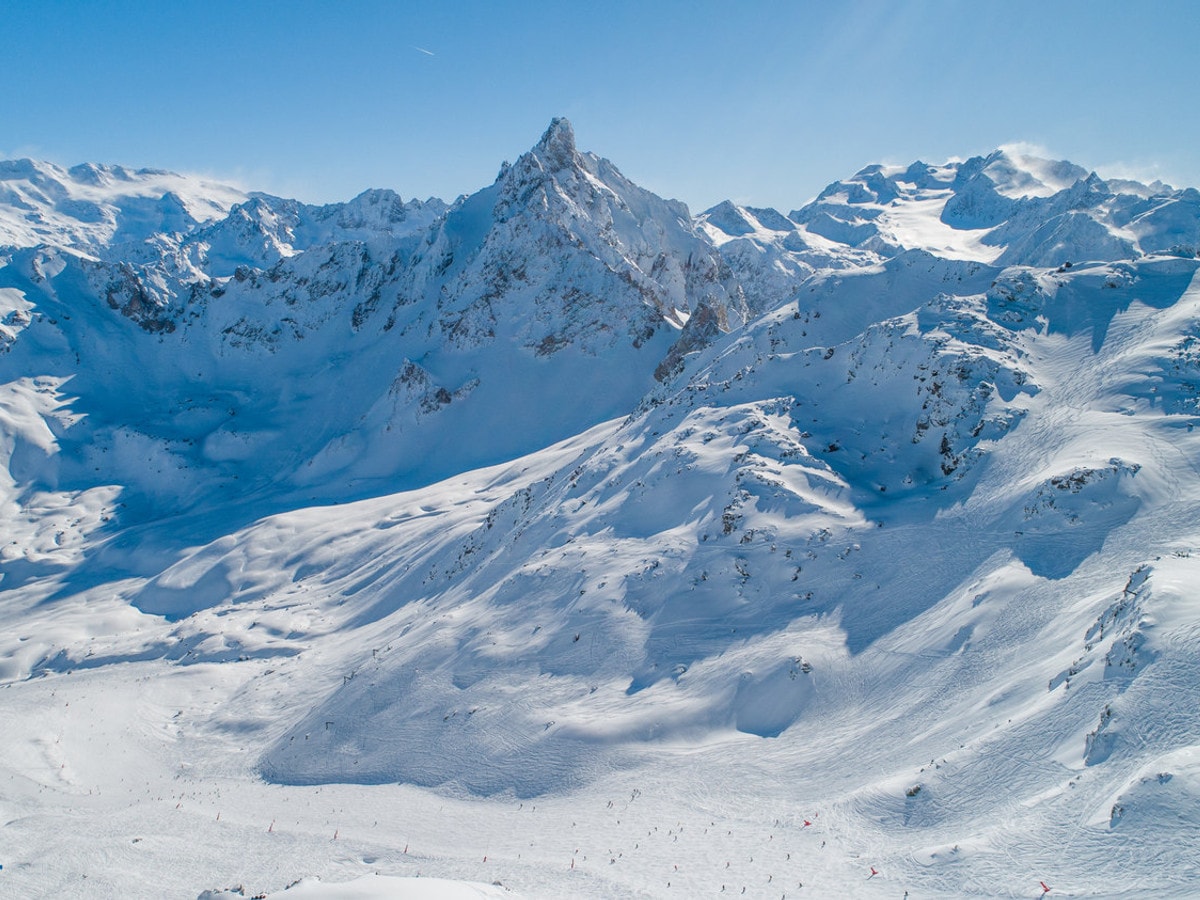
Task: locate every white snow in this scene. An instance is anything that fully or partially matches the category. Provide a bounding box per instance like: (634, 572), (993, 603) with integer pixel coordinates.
(0, 158), (249, 251)
(872, 193), (1002, 262)
(232, 875), (514, 898)
(1, 123), (1199, 899)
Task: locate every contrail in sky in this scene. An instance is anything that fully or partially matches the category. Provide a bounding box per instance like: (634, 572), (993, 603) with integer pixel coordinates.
(413, 46), (435, 56)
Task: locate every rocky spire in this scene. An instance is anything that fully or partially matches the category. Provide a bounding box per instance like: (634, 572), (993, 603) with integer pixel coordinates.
(534, 117), (578, 171)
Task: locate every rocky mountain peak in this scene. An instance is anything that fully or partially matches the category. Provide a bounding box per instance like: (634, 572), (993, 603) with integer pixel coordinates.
(532, 116), (579, 171)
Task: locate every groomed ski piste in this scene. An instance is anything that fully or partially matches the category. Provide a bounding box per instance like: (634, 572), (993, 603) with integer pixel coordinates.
(1, 122), (1198, 898)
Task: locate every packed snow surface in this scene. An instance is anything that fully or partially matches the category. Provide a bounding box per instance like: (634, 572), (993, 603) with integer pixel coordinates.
(1, 121), (1199, 898)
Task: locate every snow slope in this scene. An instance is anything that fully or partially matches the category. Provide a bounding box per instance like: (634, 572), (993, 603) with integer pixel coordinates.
(1, 123), (1199, 898)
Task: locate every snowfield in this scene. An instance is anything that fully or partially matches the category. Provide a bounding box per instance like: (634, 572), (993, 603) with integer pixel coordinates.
(1, 121), (1198, 898)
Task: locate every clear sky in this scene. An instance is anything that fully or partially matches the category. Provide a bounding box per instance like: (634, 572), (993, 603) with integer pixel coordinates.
(4, 0), (1199, 212)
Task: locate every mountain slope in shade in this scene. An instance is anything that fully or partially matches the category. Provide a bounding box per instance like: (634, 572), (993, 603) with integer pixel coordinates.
(0, 124), (1198, 898)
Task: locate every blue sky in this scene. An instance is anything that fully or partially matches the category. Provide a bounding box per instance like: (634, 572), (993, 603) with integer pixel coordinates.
(3, 0), (1198, 211)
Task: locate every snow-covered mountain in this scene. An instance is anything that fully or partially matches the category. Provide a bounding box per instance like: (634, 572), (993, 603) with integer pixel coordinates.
(1, 123), (1198, 899)
(0, 157), (250, 252)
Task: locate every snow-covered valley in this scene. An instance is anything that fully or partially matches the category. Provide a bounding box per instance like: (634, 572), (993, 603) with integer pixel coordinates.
(1, 121), (1198, 898)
